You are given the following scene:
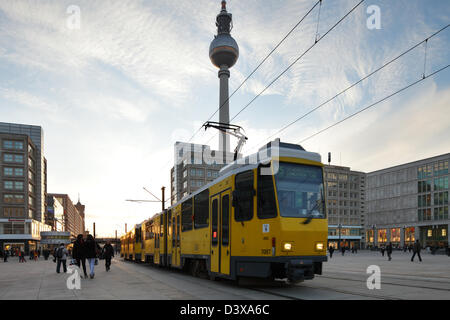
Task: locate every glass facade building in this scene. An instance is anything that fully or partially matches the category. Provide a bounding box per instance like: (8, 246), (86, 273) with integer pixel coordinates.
(365, 154), (449, 249)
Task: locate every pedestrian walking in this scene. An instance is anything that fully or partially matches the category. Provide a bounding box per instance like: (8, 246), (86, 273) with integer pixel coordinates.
(72, 234), (88, 279)
(381, 246), (385, 257)
(43, 249), (50, 261)
(411, 240), (422, 262)
(33, 250), (38, 261)
(3, 250), (8, 262)
(85, 234), (101, 279)
(341, 246), (345, 256)
(55, 243), (69, 273)
(102, 241), (115, 272)
(329, 245), (335, 259)
(19, 250), (26, 263)
(386, 242), (393, 261)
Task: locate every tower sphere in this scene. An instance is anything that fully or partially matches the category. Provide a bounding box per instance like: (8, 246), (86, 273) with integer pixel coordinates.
(209, 34), (239, 68)
(209, 0), (239, 69)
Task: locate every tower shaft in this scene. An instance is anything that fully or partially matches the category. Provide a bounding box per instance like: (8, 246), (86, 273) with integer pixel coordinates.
(219, 66), (230, 162)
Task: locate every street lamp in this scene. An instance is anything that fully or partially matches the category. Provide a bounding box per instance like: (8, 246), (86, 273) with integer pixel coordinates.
(372, 224), (376, 249)
(338, 223), (342, 250)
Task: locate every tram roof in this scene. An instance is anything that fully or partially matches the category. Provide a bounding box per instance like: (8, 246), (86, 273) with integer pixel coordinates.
(168, 140), (321, 209)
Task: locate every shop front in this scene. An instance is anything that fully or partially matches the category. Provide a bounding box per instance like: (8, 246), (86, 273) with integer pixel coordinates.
(420, 225), (448, 248)
(328, 226), (362, 249)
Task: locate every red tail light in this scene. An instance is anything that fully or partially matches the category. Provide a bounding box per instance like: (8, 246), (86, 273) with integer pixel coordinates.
(272, 237), (276, 248)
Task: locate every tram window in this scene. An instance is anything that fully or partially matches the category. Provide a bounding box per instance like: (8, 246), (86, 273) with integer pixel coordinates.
(135, 228), (142, 243)
(212, 199), (218, 246)
(222, 195), (230, 246)
(257, 172), (277, 219)
(182, 199), (193, 232)
(234, 170), (255, 221)
(194, 189), (209, 229)
(160, 214), (164, 237)
(168, 210), (172, 237)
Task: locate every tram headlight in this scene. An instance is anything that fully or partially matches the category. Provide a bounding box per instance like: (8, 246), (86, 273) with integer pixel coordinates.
(315, 242), (324, 251)
(282, 242), (293, 251)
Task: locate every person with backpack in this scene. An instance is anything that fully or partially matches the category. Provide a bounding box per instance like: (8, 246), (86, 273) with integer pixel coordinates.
(72, 234), (88, 279)
(102, 241), (115, 272)
(56, 243), (69, 273)
(85, 234), (101, 279)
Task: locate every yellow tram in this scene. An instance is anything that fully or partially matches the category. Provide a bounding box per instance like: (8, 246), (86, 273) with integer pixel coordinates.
(121, 141), (328, 283)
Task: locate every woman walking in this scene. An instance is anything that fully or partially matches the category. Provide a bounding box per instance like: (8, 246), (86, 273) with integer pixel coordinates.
(85, 234), (101, 279)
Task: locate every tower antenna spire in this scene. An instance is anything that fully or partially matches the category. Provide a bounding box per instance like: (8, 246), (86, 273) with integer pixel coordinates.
(209, 0), (239, 164)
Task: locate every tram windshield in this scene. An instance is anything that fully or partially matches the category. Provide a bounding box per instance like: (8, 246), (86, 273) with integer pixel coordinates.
(274, 162), (325, 218)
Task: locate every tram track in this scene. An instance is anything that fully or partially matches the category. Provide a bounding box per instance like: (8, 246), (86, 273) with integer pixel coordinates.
(318, 275), (450, 292)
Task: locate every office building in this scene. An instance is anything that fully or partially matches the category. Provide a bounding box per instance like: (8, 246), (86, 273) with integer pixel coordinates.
(47, 193), (85, 238)
(324, 165), (366, 249)
(365, 153), (449, 248)
(0, 122), (51, 254)
(170, 142), (233, 205)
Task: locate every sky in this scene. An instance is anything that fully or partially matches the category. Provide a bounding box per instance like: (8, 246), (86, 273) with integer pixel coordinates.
(0, 0), (449, 237)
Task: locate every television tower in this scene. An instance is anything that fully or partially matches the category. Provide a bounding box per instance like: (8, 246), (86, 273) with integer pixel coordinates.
(209, 0), (239, 163)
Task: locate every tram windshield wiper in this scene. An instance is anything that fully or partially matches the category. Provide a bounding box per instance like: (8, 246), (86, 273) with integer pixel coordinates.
(302, 200), (322, 225)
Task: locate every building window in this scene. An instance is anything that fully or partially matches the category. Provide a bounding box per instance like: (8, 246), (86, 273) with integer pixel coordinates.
(14, 141), (24, 150)
(3, 154), (13, 162)
(4, 167), (13, 176)
(3, 208), (25, 218)
(190, 169), (196, 176)
(3, 194), (24, 204)
(4, 181), (14, 189)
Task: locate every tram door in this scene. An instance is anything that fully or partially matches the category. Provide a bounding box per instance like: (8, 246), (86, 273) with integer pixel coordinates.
(210, 190), (231, 275)
(220, 191), (231, 275)
(154, 219), (160, 265)
(172, 212), (181, 267)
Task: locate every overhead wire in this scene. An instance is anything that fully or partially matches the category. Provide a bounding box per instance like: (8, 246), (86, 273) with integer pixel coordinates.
(243, 24), (450, 153)
(297, 64), (450, 144)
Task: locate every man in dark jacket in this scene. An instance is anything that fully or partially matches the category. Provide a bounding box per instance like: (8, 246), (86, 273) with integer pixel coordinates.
(102, 241), (115, 271)
(72, 234), (88, 278)
(386, 242), (393, 261)
(328, 245), (335, 259)
(411, 240), (422, 262)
